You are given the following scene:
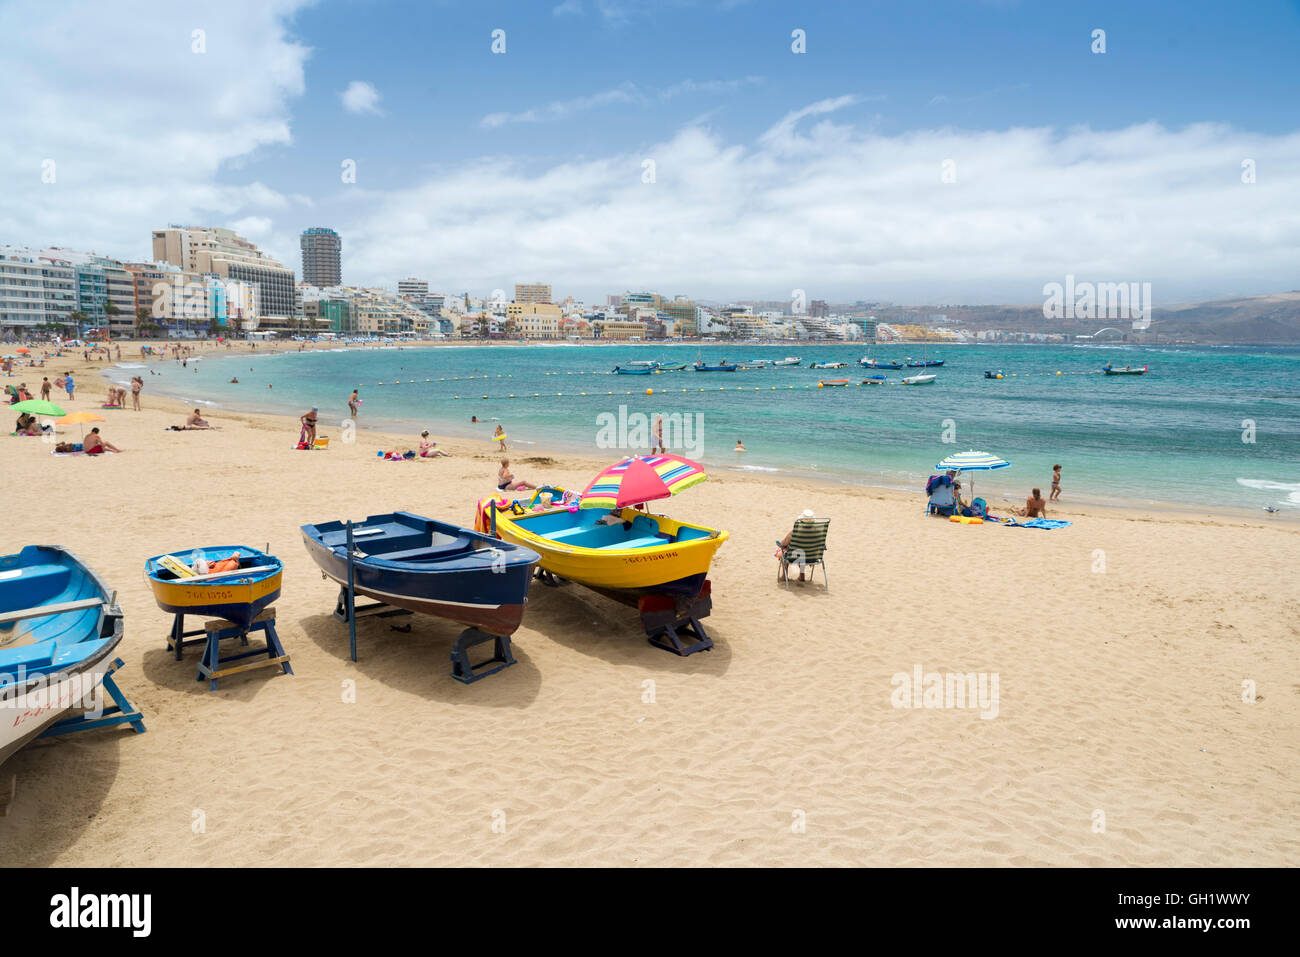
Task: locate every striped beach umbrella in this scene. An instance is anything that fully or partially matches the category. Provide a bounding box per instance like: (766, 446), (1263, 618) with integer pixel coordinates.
(580, 454), (708, 509)
(935, 450), (1010, 499)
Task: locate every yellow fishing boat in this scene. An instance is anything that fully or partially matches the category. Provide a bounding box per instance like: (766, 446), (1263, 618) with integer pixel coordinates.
(476, 489), (727, 606)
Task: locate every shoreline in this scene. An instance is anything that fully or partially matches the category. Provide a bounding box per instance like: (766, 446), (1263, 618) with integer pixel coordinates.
(101, 339), (1296, 526)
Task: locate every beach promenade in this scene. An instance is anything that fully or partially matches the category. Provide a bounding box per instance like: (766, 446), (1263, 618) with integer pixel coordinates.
(1, 344), (1296, 866)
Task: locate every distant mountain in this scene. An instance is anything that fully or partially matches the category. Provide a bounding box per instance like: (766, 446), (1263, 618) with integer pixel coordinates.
(1150, 292), (1300, 344)
(869, 292), (1300, 344)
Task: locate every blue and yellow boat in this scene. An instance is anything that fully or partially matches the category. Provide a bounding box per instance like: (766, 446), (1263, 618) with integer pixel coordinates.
(476, 489), (727, 605)
(145, 546), (283, 631)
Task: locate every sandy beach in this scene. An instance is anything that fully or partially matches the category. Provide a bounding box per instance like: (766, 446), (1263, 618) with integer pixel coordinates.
(1, 342), (1297, 867)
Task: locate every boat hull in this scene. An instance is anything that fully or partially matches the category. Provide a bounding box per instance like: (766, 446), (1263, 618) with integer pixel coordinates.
(0, 545), (124, 769)
(614, 367), (654, 374)
(145, 546), (282, 631)
(818, 379), (850, 387)
(301, 512), (539, 636)
(692, 364), (738, 372)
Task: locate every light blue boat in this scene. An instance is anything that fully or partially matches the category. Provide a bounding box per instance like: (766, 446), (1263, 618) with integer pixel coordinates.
(0, 545), (137, 768)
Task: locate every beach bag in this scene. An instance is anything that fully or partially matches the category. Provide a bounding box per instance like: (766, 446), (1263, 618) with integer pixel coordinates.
(296, 441), (309, 450)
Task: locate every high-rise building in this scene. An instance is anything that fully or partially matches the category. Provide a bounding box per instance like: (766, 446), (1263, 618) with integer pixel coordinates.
(397, 278), (428, 298)
(300, 227), (342, 287)
(153, 226), (297, 318)
(0, 245), (75, 332)
(513, 282), (552, 304)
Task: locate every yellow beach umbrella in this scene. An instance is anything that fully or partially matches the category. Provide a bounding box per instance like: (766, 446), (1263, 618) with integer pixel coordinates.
(55, 410), (105, 439)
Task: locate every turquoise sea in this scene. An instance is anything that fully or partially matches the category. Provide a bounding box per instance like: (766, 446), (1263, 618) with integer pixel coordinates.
(122, 342), (1300, 514)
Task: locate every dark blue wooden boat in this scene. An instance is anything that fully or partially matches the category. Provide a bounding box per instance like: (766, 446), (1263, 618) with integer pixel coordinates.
(301, 512), (540, 636)
(613, 365), (654, 374)
(1, 545), (125, 767)
(693, 362), (738, 372)
(861, 358), (903, 369)
(906, 359), (944, 367)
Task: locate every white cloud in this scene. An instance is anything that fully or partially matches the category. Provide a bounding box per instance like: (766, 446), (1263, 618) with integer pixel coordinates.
(480, 77), (764, 128)
(340, 80), (383, 115)
(552, 0), (582, 15)
(345, 109), (1300, 303)
(0, 0), (310, 265)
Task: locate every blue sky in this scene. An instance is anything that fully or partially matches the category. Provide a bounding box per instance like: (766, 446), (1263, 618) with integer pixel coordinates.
(4, 0), (1299, 304)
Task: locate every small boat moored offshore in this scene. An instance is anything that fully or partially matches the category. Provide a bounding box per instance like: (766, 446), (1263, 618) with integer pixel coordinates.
(1, 545), (144, 770)
(302, 512), (540, 682)
(772, 356), (802, 366)
(861, 374), (888, 385)
(818, 378), (851, 387)
(1102, 363), (1148, 375)
(613, 365), (655, 374)
(811, 361), (847, 369)
(861, 358), (903, 369)
(984, 370), (1005, 379)
(145, 545), (283, 632)
(692, 361), (738, 372)
(906, 358), (945, 368)
(902, 373), (938, 385)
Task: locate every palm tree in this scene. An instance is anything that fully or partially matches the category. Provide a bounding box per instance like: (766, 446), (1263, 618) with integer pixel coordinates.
(134, 307), (150, 339)
(68, 310), (87, 338)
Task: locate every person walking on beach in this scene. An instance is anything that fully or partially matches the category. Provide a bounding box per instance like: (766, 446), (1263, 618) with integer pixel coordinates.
(493, 424), (508, 451)
(1049, 464), (1062, 502)
(63, 372), (74, 401)
(131, 376), (142, 410)
(40, 377), (50, 400)
(348, 389), (360, 418)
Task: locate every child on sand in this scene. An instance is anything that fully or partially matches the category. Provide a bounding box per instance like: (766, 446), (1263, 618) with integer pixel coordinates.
(493, 424), (508, 451)
(1050, 464), (1062, 502)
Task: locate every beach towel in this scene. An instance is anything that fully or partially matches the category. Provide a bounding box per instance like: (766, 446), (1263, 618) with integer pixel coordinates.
(51, 449), (113, 457)
(1001, 518), (1071, 530)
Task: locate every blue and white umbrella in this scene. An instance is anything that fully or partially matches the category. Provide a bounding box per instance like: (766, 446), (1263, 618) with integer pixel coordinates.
(935, 450), (1010, 499)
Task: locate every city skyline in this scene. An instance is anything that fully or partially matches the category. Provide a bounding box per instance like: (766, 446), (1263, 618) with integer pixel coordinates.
(2, 0), (1298, 306)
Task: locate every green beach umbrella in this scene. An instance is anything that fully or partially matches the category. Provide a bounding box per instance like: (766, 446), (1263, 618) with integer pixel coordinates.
(12, 399), (67, 417)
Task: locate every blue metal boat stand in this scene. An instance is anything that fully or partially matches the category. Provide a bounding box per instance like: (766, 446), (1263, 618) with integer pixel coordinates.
(196, 608), (292, 691)
(168, 611), (249, 660)
(39, 657), (147, 739)
(451, 628), (516, 684)
(639, 580), (715, 656)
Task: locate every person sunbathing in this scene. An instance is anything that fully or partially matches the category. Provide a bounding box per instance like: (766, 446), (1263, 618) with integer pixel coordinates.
(15, 413), (45, 435)
(497, 459), (536, 491)
(1016, 489), (1048, 518)
(419, 431), (449, 457)
(184, 409), (212, 429)
(83, 427), (121, 454)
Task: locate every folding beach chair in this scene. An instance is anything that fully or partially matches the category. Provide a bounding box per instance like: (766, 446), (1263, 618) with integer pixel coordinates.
(313, 436), (330, 450)
(777, 517), (830, 590)
(926, 476), (956, 516)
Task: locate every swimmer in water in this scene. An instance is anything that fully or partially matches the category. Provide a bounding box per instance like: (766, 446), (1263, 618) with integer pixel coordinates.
(734, 439), (746, 452)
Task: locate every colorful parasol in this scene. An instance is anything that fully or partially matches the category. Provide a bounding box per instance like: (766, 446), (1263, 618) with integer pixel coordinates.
(580, 454), (708, 509)
(56, 410), (106, 438)
(11, 399), (66, 417)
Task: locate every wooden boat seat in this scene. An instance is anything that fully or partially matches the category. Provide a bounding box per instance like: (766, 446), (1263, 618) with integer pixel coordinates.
(610, 536), (664, 550)
(0, 596), (104, 625)
(374, 538), (475, 562)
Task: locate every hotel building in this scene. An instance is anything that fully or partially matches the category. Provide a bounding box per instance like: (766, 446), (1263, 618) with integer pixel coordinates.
(300, 227), (342, 287)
